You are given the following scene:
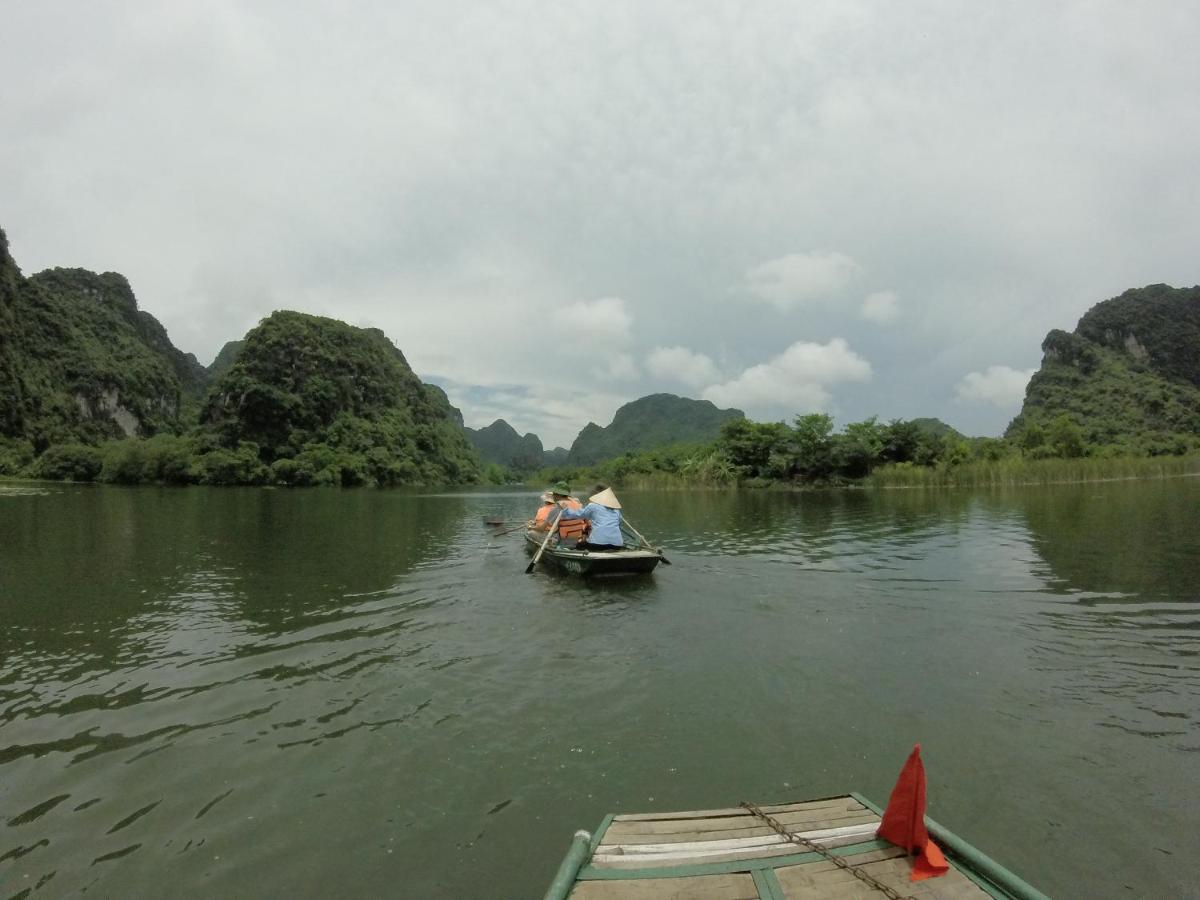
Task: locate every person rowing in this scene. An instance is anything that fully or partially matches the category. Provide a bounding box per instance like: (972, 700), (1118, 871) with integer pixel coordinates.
(555, 486), (624, 552)
(529, 492), (557, 531)
(530, 481), (588, 545)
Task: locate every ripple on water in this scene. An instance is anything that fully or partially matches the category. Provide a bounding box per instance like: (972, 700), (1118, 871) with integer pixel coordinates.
(3, 483), (1199, 898)
(0, 563), (462, 894)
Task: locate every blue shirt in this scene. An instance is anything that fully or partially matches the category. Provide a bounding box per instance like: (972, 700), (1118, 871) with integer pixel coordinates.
(560, 503), (623, 546)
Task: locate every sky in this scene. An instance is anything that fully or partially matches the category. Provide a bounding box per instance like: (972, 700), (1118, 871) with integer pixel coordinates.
(3, 1), (1198, 448)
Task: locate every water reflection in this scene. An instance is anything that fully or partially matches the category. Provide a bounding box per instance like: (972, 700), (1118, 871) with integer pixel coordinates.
(1010, 480), (1200, 744)
(1, 481), (1198, 898)
(0, 485), (473, 897)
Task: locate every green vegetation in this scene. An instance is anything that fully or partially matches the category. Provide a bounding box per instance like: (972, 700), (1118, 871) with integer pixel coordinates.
(3, 308), (486, 488)
(200, 311), (482, 486)
(206, 340), (244, 380)
(5, 224), (1195, 492)
(540, 411), (1199, 491)
(566, 393), (744, 465)
(465, 419), (545, 475)
(0, 227), (202, 450)
(0, 228), (484, 487)
(867, 455), (1198, 488)
(543, 415), (957, 487)
(1006, 284), (1200, 452)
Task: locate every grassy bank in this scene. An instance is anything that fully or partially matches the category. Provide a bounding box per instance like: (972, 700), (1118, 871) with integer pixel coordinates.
(865, 454), (1200, 488)
(565, 454), (1200, 492)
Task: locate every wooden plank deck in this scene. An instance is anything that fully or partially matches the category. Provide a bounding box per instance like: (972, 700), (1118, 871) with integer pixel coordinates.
(567, 796), (1000, 899)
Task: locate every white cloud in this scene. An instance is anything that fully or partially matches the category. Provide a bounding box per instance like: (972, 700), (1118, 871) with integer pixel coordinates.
(2, 2), (1198, 442)
(552, 296), (632, 344)
(702, 338), (872, 416)
(645, 345), (721, 388)
(594, 352), (640, 382)
(955, 366), (1035, 409)
(741, 251), (862, 311)
(860, 290), (899, 324)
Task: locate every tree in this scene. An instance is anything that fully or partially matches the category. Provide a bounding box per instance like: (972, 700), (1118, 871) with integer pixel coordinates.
(717, 419), (793, 478)
(33, 443), (103, 481)
(836, 417), (884, 478)
(880, 419), (923, 464)
(793, 413), (836, 481)
(1018, 422), (1047, 455)
(1047, 414), (1086, 458)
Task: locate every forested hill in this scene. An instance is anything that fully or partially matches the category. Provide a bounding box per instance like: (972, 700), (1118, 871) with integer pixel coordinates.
(1006, 284), (1200, 452)
(207, 340), (244, 379)
(910, 418), (964, 440)
(203, 311), (481, 484)
(465, 419), (544, 472)
(567, 393), (745, 465)
(542, 446), (569, 466)
(0, 226), (201, 449)
(0, 228), (483, 485)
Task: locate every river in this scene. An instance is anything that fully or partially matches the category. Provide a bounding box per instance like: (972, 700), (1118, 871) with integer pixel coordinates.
(1, 481), (1197, 898)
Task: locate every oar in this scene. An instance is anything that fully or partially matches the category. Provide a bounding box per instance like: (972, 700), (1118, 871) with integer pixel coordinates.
(621, 515), (672, 565)
(525, 509), (564, 574)
(491, 522), (531, 537)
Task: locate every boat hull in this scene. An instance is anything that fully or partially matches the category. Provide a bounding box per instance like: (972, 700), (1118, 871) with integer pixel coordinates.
(545, 792), (1049, 899)
(524, 530), (662, 576)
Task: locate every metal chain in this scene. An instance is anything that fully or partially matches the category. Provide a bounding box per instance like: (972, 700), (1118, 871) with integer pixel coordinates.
(739, 801), (914, 900)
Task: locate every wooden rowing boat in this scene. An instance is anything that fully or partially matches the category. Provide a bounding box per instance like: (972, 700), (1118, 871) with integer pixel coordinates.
(524, 529), (663, 577)
(545, 792), (1049, 899)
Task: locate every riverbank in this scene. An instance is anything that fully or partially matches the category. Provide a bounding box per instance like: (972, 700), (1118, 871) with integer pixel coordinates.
(568, 453), (1200, 492)
(865, 454), (1200, 488)
(7, 451), (1199, 492)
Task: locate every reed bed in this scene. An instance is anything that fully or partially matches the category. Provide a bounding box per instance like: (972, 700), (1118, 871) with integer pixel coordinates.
(866, 455), (1200, 488)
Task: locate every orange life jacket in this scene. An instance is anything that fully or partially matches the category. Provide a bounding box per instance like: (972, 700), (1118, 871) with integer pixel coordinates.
(559, 518), (587, 540)
(556, 499), (586, 540)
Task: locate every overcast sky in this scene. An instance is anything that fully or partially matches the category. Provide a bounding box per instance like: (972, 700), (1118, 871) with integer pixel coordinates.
(4, 1), (1198, 447)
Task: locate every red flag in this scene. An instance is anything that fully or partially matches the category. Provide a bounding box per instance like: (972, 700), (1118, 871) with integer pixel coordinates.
(877, 744), (949, 881)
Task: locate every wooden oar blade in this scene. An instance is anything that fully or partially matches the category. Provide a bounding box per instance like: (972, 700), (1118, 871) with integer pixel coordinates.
(620, 513), (671, 565)
(526, 509), (564, 575)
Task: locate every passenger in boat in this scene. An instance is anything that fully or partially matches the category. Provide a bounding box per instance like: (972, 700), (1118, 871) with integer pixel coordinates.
(557, 487), (624, 552)
(530, 483), (587, 543)
(551, 481), (582, 510)
(548, 481), (586, 545)
(529, 492), (557, 531)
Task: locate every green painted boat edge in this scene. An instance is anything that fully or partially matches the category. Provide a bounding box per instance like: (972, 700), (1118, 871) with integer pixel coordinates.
(575, 838), (892, 881)
(523, 531), (661, 575)
(543, 829), (592, 900)
(851, 792), (1051, 900)
(751, 866), (785, 899)
(588, 813), (615, 856)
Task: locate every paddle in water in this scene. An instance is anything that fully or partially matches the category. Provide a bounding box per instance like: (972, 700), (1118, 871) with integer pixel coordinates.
(490, 522), (529, 537)
(621, 515), (671, 565)
(526, 509), (564, 574)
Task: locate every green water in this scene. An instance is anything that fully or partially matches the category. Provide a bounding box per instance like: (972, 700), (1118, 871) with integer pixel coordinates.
(1, 482), (1198, 898)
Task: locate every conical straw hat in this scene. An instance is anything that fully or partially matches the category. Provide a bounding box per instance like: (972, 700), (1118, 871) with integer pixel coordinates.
(589, 487), (621, 509)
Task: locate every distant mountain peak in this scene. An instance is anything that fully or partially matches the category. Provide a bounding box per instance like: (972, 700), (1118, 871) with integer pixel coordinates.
(567, 393), (744, 465)
(464, 417), (544, 471)
(1006, 284), (1200, 448)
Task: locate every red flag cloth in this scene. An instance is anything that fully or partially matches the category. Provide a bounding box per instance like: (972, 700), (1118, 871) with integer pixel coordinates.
(876, 744), (950, 881)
